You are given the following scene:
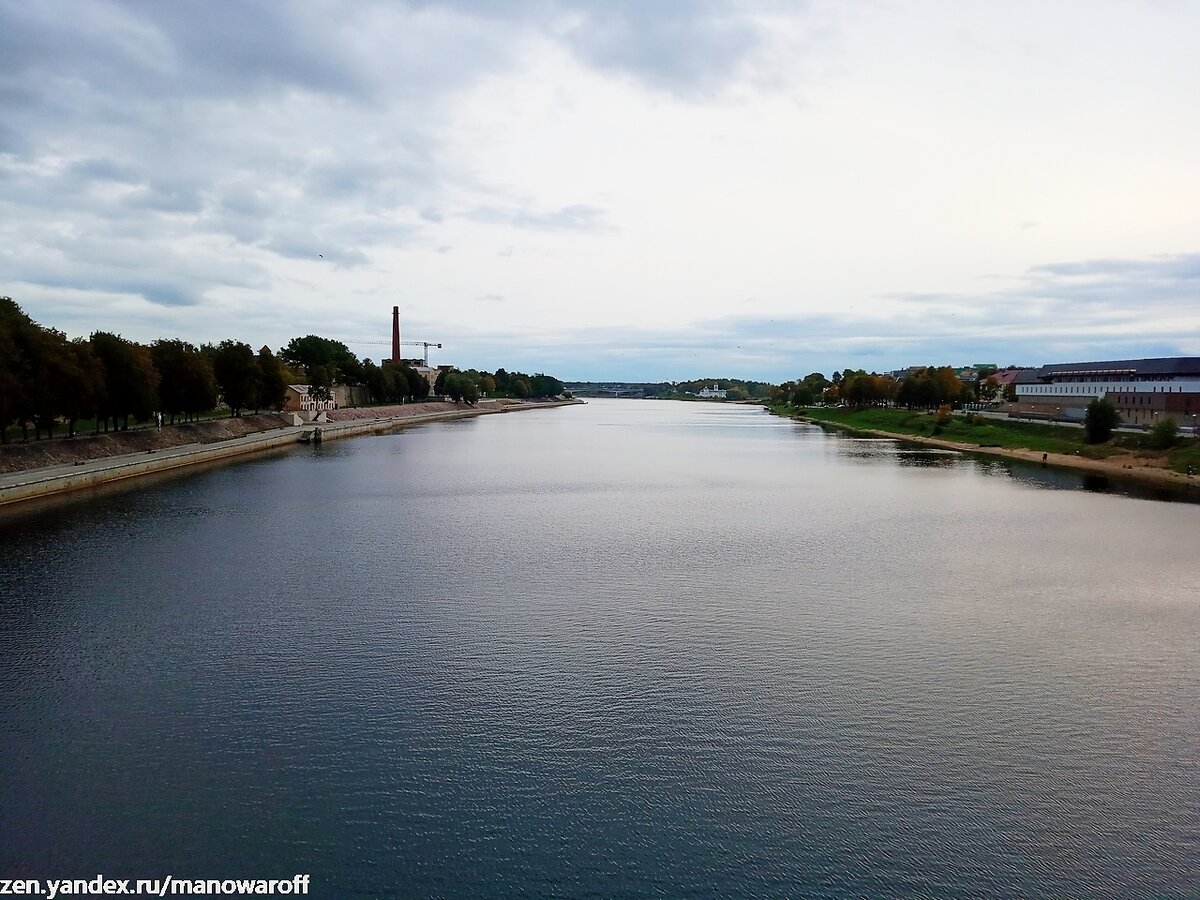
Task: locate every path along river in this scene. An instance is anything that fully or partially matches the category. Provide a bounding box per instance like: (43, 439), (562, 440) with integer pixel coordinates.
(1, 399), (1197, 898)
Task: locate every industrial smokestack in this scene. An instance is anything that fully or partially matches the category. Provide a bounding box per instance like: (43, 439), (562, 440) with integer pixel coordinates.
(391, 306), (400, 362)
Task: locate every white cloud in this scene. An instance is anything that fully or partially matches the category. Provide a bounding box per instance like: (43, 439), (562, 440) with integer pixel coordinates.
(1, 0), (1198, 380)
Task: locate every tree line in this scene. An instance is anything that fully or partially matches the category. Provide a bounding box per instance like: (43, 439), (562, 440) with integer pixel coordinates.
(0, 297), (296, 442)
(660, 378), (774, 400)
(772, 367), (997, 409)
(432, 368), (566, 406)
(0, 297), (567, 442)
(593, 379), (773, 400)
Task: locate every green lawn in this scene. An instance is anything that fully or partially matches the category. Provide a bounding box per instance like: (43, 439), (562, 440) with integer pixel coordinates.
(767, 404), (1188, 462)
(3, 406), (252, 442)
(1167, 443), (1200, 474)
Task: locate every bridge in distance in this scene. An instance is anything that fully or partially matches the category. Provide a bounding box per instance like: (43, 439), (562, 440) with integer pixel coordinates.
(565, 384), (651, 398)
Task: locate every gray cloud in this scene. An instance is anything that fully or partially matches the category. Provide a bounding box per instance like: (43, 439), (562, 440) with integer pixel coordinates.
(261, 233), (370, 268)
(0, 2), (365, 110)
(435, 254), (1200, 380)
(1, 0), (817, 333)
(65, 157), (141, 183)
(558, 3), (764, 95)
(468, 203), (614, 232)
(1028, 253), (1200, 283)
(4, 1), (1191, 383)
(410, 0), (809, 95)
(10, 275), (203, 310)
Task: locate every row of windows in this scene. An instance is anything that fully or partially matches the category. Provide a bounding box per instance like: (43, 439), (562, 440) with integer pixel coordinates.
(1022, 384), (1195, 394)
(1049, 374), (1191, 383)
(1021, 385), (1107, 394)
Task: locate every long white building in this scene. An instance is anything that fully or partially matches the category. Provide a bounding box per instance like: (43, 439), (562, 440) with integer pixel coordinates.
(1014, 357), (1200, 426)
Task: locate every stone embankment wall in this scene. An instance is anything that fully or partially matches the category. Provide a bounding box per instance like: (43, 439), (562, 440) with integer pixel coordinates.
(0, 413), (294, 474)
(0, 399), (582, 508)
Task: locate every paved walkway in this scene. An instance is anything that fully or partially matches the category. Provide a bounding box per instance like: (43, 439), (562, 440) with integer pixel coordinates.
(0, 400), (582, 507)
(0, 424), (308, 494)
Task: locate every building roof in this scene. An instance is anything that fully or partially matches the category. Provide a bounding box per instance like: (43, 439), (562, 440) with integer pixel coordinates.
(1036, 357), (1200, 379)
(986, 367), (1031, 385)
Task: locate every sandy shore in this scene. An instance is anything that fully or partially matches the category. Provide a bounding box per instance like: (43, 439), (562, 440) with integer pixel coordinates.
(795, 415), (1199, 491)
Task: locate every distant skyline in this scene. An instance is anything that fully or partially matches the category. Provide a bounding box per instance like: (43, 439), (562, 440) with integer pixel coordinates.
(3, 1), (1199, 381)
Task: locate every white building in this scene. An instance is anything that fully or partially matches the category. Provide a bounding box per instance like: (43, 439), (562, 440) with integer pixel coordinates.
(283, 384), (339, 412)
(1014, 357), (1200, 425)
(698, 384), (727, 399)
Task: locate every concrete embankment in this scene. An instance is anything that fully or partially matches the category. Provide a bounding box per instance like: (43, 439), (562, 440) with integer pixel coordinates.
(0, 399), (582, 509)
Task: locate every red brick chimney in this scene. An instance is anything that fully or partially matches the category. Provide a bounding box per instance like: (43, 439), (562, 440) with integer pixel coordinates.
(391, 306), (400, 362)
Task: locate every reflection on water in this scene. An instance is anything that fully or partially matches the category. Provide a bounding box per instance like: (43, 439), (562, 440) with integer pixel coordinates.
(816, 424), (1199, 504)
(2, 400), (1198, 898)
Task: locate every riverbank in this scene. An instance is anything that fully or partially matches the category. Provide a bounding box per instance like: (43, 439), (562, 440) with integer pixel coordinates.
(770, 404), (1200, 491)
(0, 398), (582, 508)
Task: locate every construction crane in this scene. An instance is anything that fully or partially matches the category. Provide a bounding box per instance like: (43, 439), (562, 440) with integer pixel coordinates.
(348, 339), (443, 366)
(399, 341), (442, 367)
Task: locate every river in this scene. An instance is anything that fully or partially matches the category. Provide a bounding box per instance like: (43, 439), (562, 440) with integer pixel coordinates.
(1, 399), (1197, 898)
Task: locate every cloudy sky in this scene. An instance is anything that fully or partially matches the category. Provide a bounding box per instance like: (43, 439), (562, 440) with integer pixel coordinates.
(2, 0), (1198, 381)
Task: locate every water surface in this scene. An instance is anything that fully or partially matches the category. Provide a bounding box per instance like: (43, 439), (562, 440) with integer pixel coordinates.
(2, 400), (1197, 898)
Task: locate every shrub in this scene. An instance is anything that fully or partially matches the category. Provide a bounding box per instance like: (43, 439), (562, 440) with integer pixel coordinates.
(1148, 418), (1178, 450)
(1083, 398), (1121, 444)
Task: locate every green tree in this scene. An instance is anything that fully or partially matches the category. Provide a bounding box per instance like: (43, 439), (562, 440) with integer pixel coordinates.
(151, 339), (189, 424)
(896, 366), (959, 410)
(801, 371), (829, 396)
(179, 351), (218, 421)
(307, 365), (335, 404)
(280, 335), (360, 383)
(1148, 417), (1178, 450)
(461, 376), (479, 405)
(402, 365), (429, 401)
(257, 346), (289, 411)
(64, 338), (106, 436)
(529, 374), (564, 397)
(208, 340), (262, 416)
(1083, 397), (1121, 444)
(362, 359), (388, 404)
(380, 362), (406, 402)
(443, 372), (479, 405)
(90, 332), (160, 431)
(0, 301), (105, 440)
(792, 384), (815, 406)
(152, 339), (218, 423)
(0, 297), (37, 442)
(28, 327), (81, 439)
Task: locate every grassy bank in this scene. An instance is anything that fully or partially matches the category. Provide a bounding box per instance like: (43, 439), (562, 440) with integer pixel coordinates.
(769, 404), (1200, 474)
